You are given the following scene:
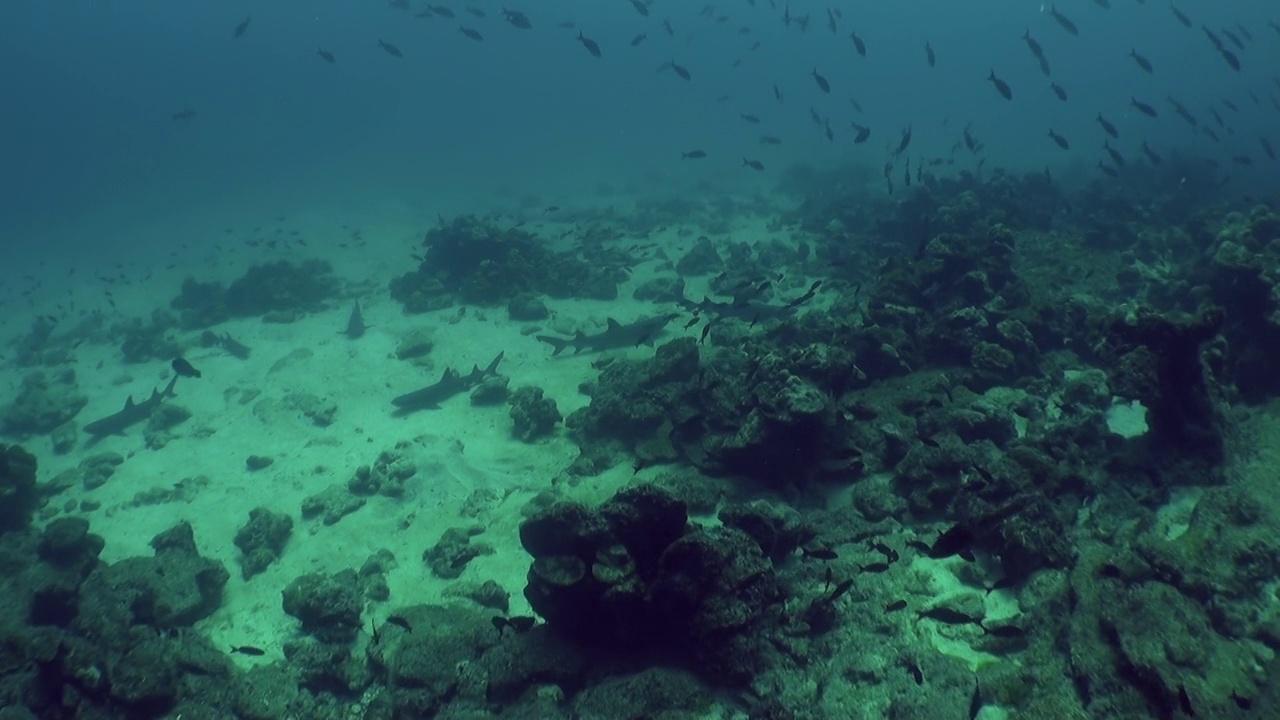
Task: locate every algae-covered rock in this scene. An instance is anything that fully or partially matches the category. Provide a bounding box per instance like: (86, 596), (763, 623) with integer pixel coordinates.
(3, 369), (88, 437)
(281, 569), (363, 644)
(509, 386), (562, 442)
(234, 507), (294, 580)
(0, 444), (40, 534)
(423, 525), (495, 579)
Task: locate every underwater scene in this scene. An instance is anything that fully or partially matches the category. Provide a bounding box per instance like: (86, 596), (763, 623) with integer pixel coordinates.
(3, 0), (1280, 718)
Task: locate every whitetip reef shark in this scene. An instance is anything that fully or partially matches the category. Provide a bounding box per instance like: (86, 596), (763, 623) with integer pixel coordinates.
(535, 313), (679, 356)
(82, 376), (179, 440)
(392, 351), (504, 413)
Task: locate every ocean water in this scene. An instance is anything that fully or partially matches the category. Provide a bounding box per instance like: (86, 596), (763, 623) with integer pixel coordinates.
(2, 1), (1280, 718)
(3, 0), (1277, 263)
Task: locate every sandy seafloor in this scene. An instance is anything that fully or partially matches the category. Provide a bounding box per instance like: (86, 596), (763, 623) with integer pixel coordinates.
(0, 190), (776, 668)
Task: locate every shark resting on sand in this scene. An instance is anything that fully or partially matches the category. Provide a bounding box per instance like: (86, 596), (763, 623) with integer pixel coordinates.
(82, 376), (179, 440)
(392, 351), (504, 413)
(536, 313), (679, 356)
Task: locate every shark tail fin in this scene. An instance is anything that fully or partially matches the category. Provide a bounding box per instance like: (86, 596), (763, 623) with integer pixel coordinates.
(536, 335), (571, 357)
(161, 376), (178, 399)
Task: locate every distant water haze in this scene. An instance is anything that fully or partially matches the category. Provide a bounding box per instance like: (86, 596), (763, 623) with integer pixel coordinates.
(0, 0), (1276, 255)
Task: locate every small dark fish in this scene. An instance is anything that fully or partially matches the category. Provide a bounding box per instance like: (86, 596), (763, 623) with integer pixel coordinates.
(925, 41), (935, 67)
(230, 645), (265, 656)
(760, 135), (782, 145)
(1261, 137), (1276, 161)
(850, 123), (871, 145)
(1170, 3), (1192, 28)
(699, 323), (712, 344)
(1220, 27), (1244, 50)
(681, 150), (707, 159)
(377, 39), (403, 58)
(740, 113), (761, 124)
(172, 357), (201, 379)
(386, 615), (412, 631)
(576, 31), (602, 57)
(170, 109), (197, 122)
(811, 68), (830, 93)
(1050, 82), (1068, 101)
(427, 4), (455, 18)
(802, 546), (838, 561)
(1048, 4), (1079, 36)
(317, 48), (336, 63)
(508, 616), (536, 632)
(849, 30), (866, 56)
(1097, 161), (1119, 178)
(894, 125), (913, 156)
(1230, 691), (1253, 710)
(627, 0), (649, 16)
(772, 84), (783, 102)
(543, 205), (560, 213)
(666, 60), (691, 81)
(1022, 29), (1045, 58)
(1177, 684), (1195, 717)
(980, 622), (1025, 638)
(502, 8), (533, 29)
(631, 33), (647, 47)
(919, 606), (983, 625)
(1096, 112), (1119, 138)
(987, 71), (1012, 100)
(1219, 48), (1240, 72)
(459, 26), (483, 41)
(682, 315), (700, 329)
(233, 16), (250, 38)
(1131, 97), (1158, 117)
(1202, 24), (1223, 50)
(492, 615), (537, 635)
(742, 158), (765, 171)
(860, 562), (891, 573)
(884, 599), (907, 612)
(1048, 129), (1069, 150)
(904, 660), (924, 685)
(1129, 48), (1153, 73)
(1141, 141), (1163, 165)
(828, 579), (855, 601)
(1103, 141), (1126, 167)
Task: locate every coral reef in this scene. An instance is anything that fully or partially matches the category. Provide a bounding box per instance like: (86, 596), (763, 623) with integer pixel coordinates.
(389, 215), (629, 312)
(170, 259), (339, 329)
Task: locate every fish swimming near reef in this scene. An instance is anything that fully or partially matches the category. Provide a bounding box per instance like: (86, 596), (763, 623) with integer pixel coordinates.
(83, 376), (179, 439)
(536, 314), (678, 356)
(171, 358), (202, 378)
(392, 351), (504, 412)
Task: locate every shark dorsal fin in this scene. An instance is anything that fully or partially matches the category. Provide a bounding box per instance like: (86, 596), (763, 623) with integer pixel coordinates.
(123, 396), (136, 409)
(606, 318), (622, 330)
